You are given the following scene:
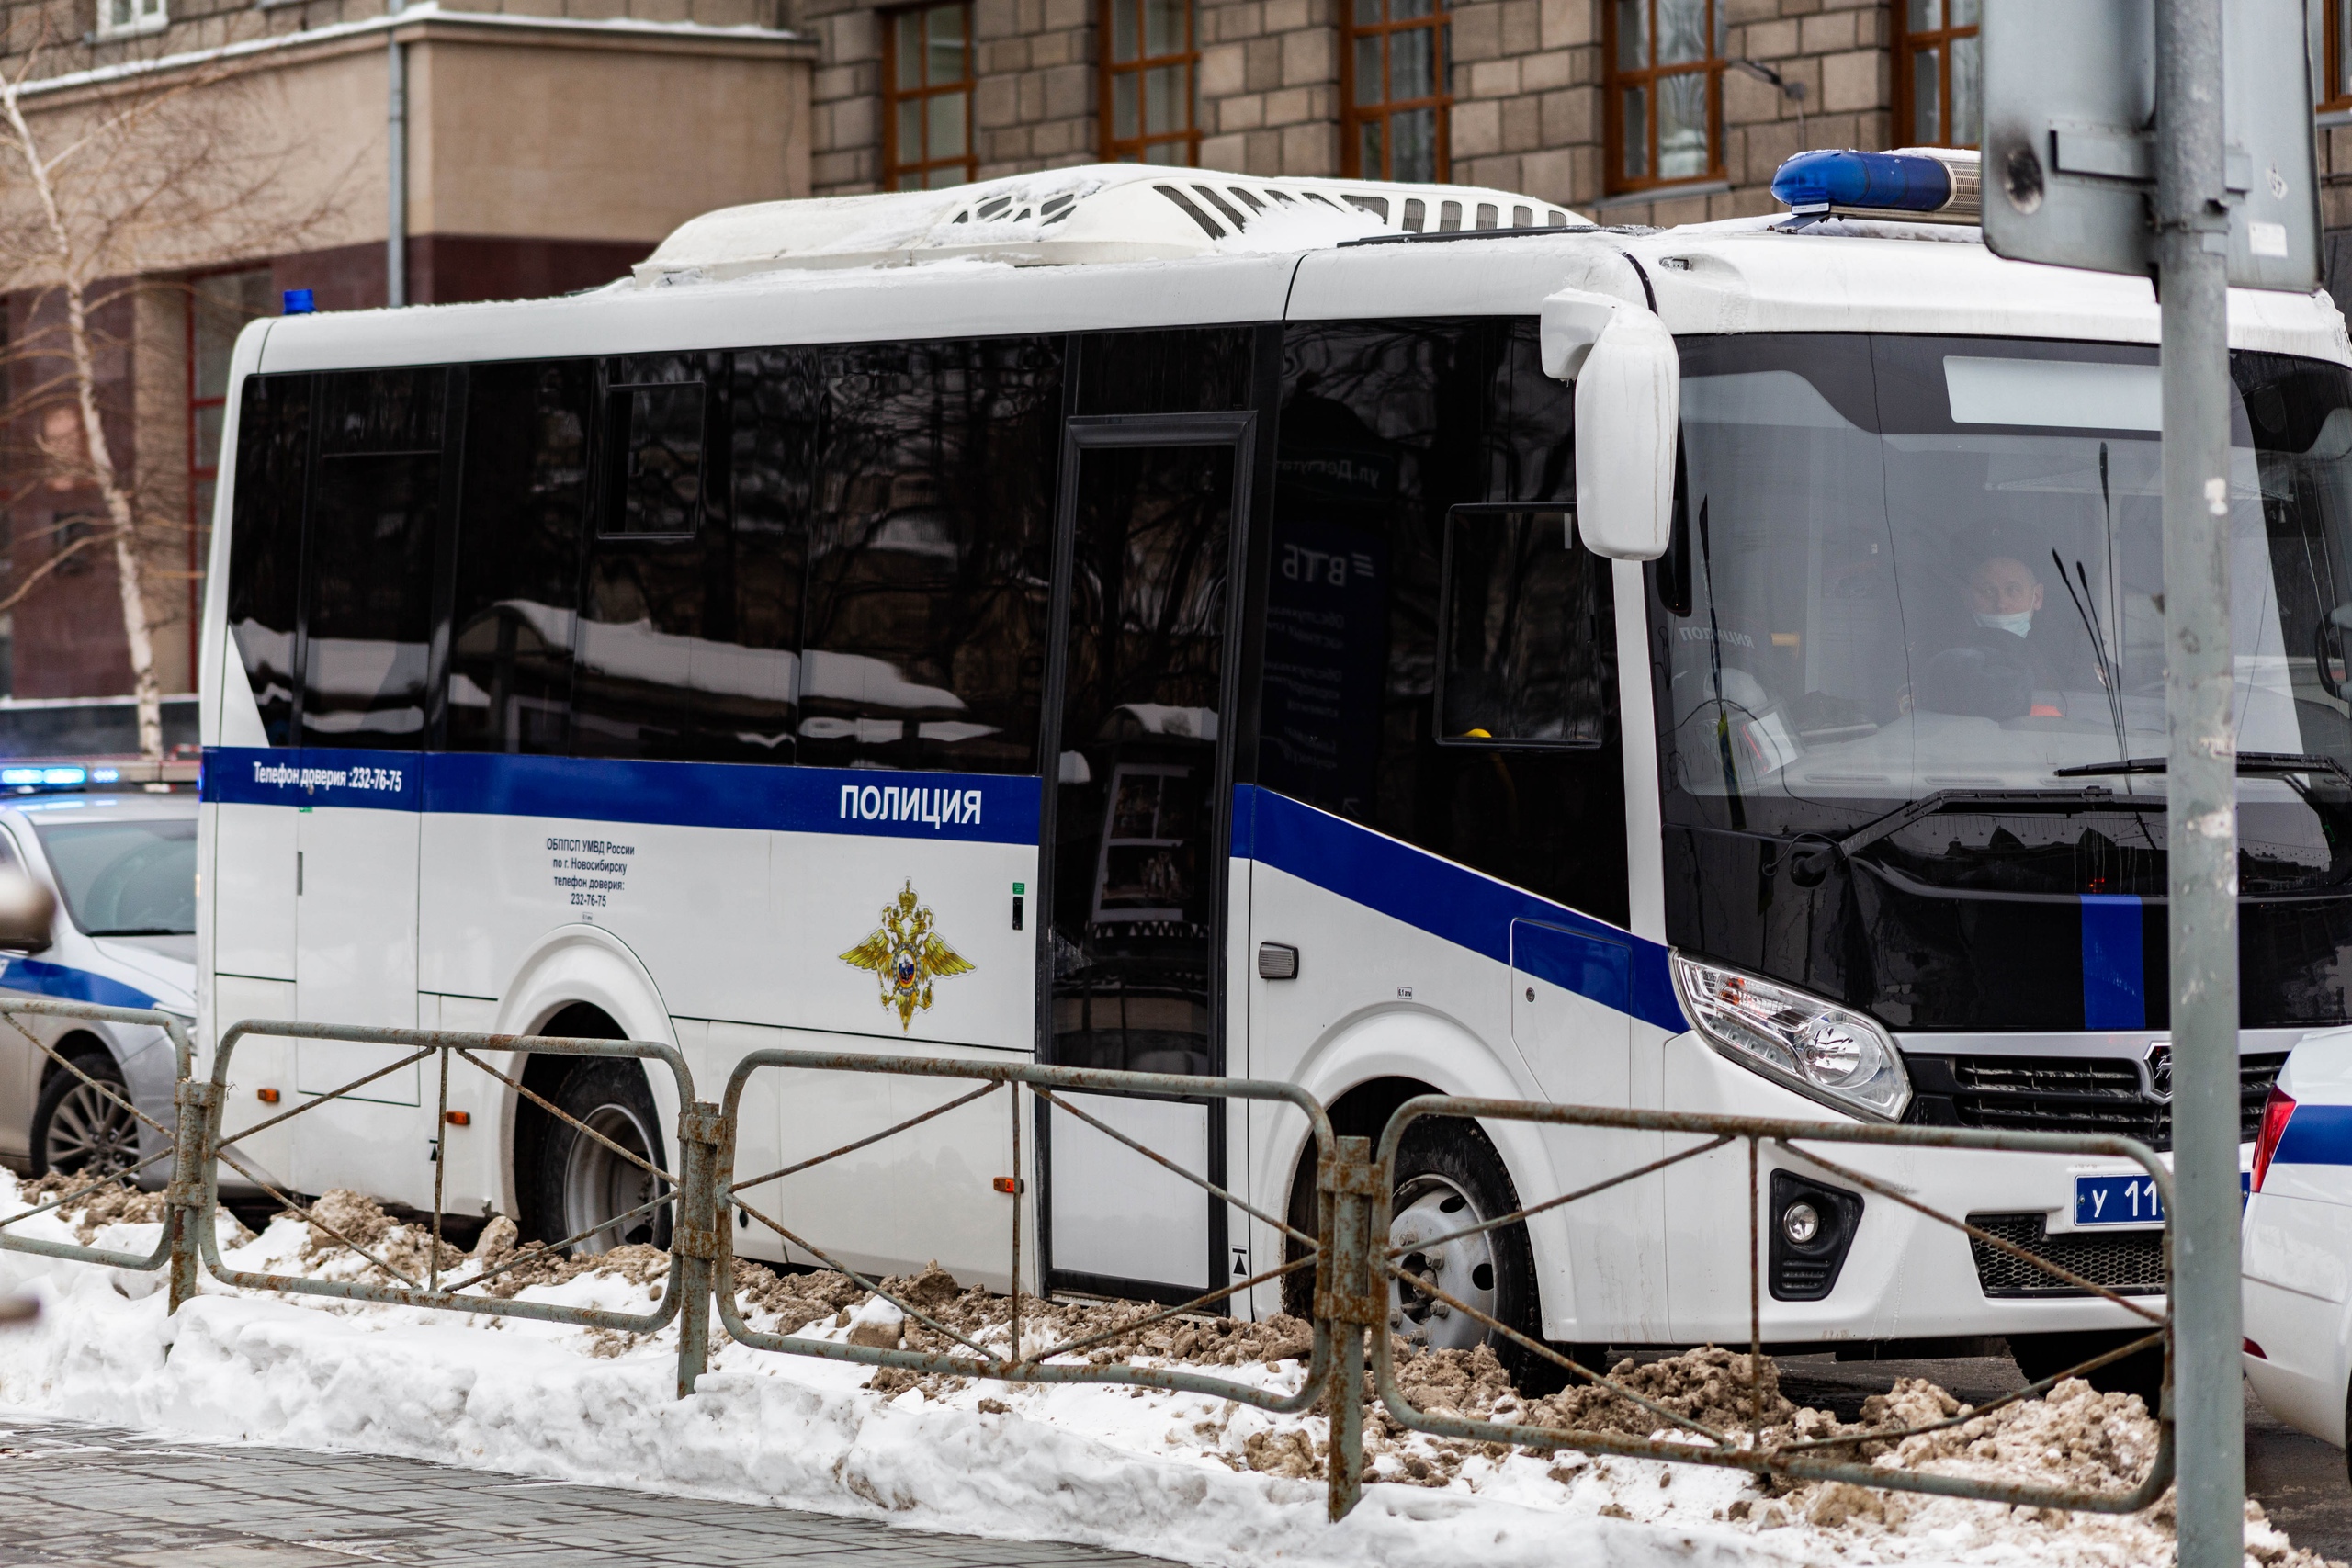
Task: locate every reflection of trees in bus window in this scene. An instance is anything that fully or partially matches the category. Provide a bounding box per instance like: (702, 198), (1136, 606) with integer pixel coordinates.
(1263, 321), (1625, 927)
(445, 359), (592, 756)
(300, 367), (445, 748)
(226, 373), (311, 746)
(798, 337), (1061, 774)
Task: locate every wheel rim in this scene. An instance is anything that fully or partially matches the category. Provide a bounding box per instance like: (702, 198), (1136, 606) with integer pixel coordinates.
(560, 1101), (664, 1255)
(1388, 1175), (1499, 1352)
(45, 1077), (138, 1178)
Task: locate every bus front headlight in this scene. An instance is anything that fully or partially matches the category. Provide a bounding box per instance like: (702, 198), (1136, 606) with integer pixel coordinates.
(1669, 953), (1909, 1122)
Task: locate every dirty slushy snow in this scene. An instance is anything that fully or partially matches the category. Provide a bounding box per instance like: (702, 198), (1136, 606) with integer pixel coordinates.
(0, 1176), (2324, 1568)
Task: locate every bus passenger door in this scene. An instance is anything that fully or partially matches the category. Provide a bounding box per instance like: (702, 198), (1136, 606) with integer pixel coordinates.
(288, 367), (447, 1207)
(1039, 415), (1250, 1303)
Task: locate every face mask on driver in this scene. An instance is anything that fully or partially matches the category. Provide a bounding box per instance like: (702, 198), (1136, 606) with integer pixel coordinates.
(1974, 610), (2032, 637)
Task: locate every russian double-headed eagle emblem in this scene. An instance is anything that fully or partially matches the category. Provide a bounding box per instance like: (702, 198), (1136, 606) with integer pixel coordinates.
(840, 880), (975, 1031)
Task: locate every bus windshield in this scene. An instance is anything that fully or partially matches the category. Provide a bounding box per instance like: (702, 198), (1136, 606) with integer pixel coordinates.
(1660, 334), (2352, 874)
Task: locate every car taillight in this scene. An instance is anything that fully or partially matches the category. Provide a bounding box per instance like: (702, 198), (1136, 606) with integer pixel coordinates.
(2252, 1087), (2298, 1193)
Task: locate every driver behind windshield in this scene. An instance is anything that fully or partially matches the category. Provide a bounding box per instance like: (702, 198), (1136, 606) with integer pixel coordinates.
(1918, 548), (2100, 720)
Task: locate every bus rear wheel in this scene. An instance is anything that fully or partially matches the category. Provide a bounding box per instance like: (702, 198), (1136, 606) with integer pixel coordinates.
(528, 1059), (671, 1256)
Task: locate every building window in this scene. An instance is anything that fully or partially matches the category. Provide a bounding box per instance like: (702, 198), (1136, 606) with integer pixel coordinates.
(96, 0), (165, 38)
(1896, 0), (1980, 146)
(1101, 0), (1198, 165)
(2324, 1), (2352, 113)
(884, 1), (976, 190)
(187, 269), (274, 673)
(1343, 0), (1448, 183)
(1604, 0), (1724, 194)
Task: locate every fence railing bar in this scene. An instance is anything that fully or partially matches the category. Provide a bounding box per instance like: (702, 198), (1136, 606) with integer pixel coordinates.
(1033, 1086), (1315, 1247)
(1766, 1326), (2172, 1454)
(452, 1045), (680, 1190)
(1376, 1255), (1743, 1449)
(216, 1047), (440, 1149)
(1015, 1252), (1317, 1369)
(1380, 1133), (1736, 1261)
(1777, 1140), (2167, 1321)
(0, 1145), (173, 1231)
(212, 1144), (427, 1291)
(0, 1010), (173, 1141)
(729, 1080), (1002, 1194)
(435, 1190), (678, 1297)
(731, 1197), (1000, 1360)
(1747, 1135), (1762, 1428)
(431, 1044), (451, 1295)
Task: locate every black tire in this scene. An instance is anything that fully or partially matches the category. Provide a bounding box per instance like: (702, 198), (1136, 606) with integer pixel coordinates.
(2007, 1330), (2166, 1411)
(525, 1059), (671, 1256)
(30, 1047), (136, 1179)
(1387, 1117), (1550, 1390)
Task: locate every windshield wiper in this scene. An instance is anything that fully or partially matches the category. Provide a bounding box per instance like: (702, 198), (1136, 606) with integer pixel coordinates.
(1784, 785), (2153, 882)
(2053, 752), (2352, 788)
(85, 927), (187, 938)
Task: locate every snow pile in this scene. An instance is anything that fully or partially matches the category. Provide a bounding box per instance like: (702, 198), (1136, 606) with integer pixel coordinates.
(0, 1175), (2327, 1568)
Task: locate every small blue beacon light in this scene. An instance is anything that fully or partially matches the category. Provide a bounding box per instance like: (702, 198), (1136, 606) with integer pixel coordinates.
(1770, 149), (1955, 217)
(282, 288), (316, 315)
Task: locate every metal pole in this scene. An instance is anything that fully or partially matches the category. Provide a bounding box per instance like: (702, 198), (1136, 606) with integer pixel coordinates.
(385, 0), (407, 309)
(2154, 2), (2241, 1563)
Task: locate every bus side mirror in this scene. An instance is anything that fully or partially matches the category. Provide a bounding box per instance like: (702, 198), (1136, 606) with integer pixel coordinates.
(0, 872), (54, 954)
(1540, 288), (1679, 561)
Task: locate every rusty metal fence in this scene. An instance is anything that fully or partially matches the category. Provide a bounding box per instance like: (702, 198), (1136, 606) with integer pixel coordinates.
(1, 1014), (2180, 1522)
(713, 1050), (1336, 1416)
(1320, 1097), (2176, 1518)
(0, 998), (202, 1306)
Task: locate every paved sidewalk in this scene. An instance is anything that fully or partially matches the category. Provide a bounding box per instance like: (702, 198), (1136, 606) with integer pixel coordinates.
(0, 1418), (1180, 1568)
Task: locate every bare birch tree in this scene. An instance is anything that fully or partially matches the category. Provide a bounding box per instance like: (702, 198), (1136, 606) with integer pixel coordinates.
(0, 25), (356, 756)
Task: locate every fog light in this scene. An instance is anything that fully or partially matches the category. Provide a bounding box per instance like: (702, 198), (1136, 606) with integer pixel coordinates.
(1782, 1201), (1820, 1245)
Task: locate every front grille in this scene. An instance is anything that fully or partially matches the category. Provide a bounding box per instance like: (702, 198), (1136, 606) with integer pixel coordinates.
(1968, 1213), (2166, 1297)
(1904, 1051), (2285, 1150)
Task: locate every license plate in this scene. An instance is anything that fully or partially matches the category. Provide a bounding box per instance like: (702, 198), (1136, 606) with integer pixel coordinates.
(2071, 1170), (2252, 1228)
(2073, 1173), (2167, 1227)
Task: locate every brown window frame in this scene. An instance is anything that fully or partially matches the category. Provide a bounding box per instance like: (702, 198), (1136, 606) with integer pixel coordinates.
(1602, 0), (1726, 197)
(2324, 1), (2352, 114)
(882, 0), (977, 192)
(1340, 0), (1451, 183)
(1894, 1), (1981, 148)
(1099, 0), (1201, 165)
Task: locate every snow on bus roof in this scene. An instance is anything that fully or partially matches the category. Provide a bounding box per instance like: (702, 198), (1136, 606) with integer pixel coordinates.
(632, 164), (1590, 283)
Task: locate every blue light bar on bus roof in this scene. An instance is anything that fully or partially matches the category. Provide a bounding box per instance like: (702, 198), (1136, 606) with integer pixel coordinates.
(0, 766), (85, 788)
(1770, 149), (1968, 220)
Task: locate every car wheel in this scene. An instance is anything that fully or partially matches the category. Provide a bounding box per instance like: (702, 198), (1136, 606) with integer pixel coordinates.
(31, 1049), (137, 1179)
(1387, 1117), (1546, 1383)
(2007, 1329), (2166, 1411)
(526, 1059), (671, 1256)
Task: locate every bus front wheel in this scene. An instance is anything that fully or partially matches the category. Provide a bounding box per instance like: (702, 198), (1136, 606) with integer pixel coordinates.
(527, 1059), (672, 1257)
(1388, 1119), (1543, 1381)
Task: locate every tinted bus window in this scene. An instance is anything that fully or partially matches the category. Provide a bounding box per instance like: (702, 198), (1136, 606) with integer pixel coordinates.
(1074, 328), (1256, 414)
(1262, 321), (1625, 925)
(572, 353), (733, 761)
(723, 347), (816, 761)
(226, 374), (311, 746)
(446, 359), (592, 755)
(300, 368), (446, 748)
(799, 337), (1060, 774)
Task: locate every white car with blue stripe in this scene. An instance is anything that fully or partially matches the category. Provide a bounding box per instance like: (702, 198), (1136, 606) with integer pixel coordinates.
(2243, 1032), (2352, 1468)
(0, 789), (195, 1181)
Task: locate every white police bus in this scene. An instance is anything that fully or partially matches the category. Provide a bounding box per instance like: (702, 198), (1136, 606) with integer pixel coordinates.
(197, 152), (2352, 1391)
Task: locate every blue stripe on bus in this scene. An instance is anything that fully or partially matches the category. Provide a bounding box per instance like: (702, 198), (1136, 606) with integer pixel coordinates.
(202, 748), (1042, 845)
(1238, 784), (1687, 1034)
(2080, 894), (2145, 1031)
(2273, 1103), (2352, 1168)
(0, 958), (154, 1010)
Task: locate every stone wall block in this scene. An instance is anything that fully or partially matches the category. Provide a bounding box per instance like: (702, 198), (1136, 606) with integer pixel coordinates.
(1200, 40), (1248, 97)
(1498, 0), (1539, 57)
(1464, 58), (1520, 99)
(1262, 84), (1316, 126)
(1537, 0), (1590, 51)
(975, 73), (1021, 128)
(1499, 92), (1540, 152)
(1721, 66), (1783, 125)
(1219, 91), (1268, 130)
(1278, 118), (1336, 175)
(1796, 9), (1854, 53)
(1820, 47), (1883, 113)
(1739, 17), (1797, 59)
(1452, 97), (1501, 157)
(829, 7), (877, 64)
(1520, 46), (1573, 92)
(1449, 0), (1502, 62)
(1041, 60), (1091, 119)
(1279, 26), (1332, 87)
(1519, 144), (1575, 205)
(973, 0), (1019, 38)
(1244, 34), (1281, 91)
(1201, 130), (1251, 168)
(1262, 0), (1309, 34)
